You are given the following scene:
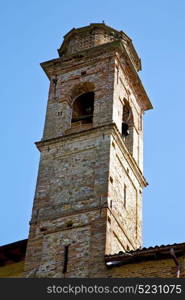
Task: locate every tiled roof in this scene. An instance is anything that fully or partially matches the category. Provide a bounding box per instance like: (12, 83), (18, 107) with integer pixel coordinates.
(105, 242), (185, 267)
(0, 239), (27, 266)
(1, 239), (185, 268)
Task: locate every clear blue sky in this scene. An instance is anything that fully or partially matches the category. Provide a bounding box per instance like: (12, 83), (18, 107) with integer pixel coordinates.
(0, 0), (185, 248)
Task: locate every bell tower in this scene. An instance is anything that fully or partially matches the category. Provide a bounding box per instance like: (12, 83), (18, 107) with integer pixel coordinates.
(24, 23), (152, 278)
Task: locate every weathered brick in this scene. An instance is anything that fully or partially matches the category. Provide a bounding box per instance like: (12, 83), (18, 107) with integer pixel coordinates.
(24, 23), (154, 278)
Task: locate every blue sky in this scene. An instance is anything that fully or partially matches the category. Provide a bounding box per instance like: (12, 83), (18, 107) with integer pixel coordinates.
(0, 0), (185, 248)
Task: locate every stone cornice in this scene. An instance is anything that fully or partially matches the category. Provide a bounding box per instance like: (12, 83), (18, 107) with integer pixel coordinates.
(40, 40), (123, 78)
(110, 124), (148, 188)
(35, 123), (148, 188)
(115, 50), (153, 111)
(41, 40), (152, 111)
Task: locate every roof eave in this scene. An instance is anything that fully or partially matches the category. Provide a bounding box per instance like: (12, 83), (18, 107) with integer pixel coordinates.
(105, 242), (185, 267)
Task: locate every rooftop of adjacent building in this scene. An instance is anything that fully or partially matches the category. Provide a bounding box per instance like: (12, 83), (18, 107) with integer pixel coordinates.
(0, 238), (185, 269)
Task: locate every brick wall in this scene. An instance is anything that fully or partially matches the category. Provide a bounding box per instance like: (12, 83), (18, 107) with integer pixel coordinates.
(107, 256), (185, 278)
(25, 24), (151, 278)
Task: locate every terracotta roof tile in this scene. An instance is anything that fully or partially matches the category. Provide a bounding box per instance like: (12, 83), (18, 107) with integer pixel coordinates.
(105, 242), (185, 267)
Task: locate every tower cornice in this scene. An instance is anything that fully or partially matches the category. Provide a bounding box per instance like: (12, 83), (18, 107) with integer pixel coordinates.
(41, 40), (152, 111)
(36, 123), (148, 188)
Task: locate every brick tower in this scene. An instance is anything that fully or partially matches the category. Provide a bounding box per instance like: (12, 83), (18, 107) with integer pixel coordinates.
(24, 23), (152, 278)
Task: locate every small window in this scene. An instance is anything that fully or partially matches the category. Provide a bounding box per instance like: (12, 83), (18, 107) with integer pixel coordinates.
(124, 184), (127, 208)
(66, 221), (73, 228)
(52, 78), (57, 86)
(116, 66), (119, 84)
(139, 113), (143, 130)
(63, 245), (69, 274)
(110, 176), (113, 184)
(40, 227), (47, 232)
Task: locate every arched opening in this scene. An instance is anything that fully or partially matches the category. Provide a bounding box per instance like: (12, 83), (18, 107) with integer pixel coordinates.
(72, 92), (94, 124)
(121, 100), (134, 154)
(122, 104), (131, 136)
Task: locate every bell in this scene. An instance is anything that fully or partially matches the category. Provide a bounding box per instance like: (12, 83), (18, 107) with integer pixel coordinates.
(85, 106), (92, 113)
(122, 122), (129, 136)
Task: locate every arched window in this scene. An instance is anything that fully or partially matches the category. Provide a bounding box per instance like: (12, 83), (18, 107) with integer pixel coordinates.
(72, 92), (94, 124)
(122, 104), (131, 137)
(122, 100), (134, 154)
